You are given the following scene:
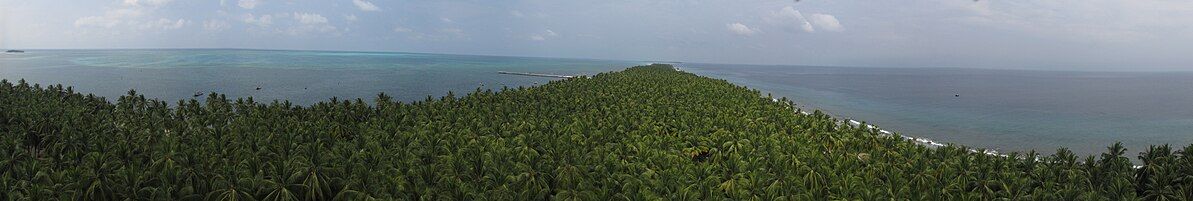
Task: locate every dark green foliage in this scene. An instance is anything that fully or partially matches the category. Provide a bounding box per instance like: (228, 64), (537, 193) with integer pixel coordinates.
(1, 64), (1191, 200)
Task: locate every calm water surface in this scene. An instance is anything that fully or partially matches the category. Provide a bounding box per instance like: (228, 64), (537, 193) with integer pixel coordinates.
(682, 63), (1193, 157)
(0, 49), (642, 105)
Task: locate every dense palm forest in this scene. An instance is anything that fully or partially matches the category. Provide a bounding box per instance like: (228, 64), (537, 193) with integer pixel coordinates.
(1, 64), (1192, 200)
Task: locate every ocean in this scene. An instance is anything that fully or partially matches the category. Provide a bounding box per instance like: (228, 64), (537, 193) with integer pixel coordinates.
(681, 63), (1193, 157)
(3, 49), (1190, 157)
(0, 49), (642, 105)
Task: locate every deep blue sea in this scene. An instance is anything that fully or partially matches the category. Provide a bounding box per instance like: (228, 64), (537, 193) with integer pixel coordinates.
(681, 63), (1193, 157)
(3, 49), (1191, 157)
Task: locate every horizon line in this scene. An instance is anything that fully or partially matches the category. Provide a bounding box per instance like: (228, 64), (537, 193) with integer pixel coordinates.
(7, 47), (1192, 73)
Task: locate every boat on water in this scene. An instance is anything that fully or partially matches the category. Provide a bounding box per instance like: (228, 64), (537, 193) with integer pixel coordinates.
(5, 50), (24, 53)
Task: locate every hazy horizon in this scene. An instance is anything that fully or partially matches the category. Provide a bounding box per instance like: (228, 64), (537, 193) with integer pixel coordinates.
(4, 0), (1193, 71)
(12, 48), (1193, 73)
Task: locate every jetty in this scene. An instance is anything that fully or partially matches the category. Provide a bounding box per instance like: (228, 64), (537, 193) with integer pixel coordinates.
(498, 71), (575, 78)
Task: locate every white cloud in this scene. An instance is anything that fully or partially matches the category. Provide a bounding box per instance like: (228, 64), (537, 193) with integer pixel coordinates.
(238, 0), (259, 9)
(766, 6), (815, 33)
(808, 14), (843, 32)
(73, 1), (191, 32)
(203, 20), (230, 31)
(74, 8), (144, 28)
(293, 12), (328, 24)
(441, 18), (454, 23)
(283, 24), (337, 36)
(140, 18), (187, 30)
(242, 14), (273, 26)
(344, 14), (358, 22)
(249, 13), (336, 36)
(352, 0), (380, 11)
(510, 10), (524, 17)
(123, 0), (173, 7)
(727, 22), (758, 36)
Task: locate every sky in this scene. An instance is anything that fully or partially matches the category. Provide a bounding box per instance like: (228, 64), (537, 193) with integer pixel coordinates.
(2, 0), (1193, 71)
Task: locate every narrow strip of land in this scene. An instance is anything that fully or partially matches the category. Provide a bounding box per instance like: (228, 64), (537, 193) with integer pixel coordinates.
(498, 71), (575, 78)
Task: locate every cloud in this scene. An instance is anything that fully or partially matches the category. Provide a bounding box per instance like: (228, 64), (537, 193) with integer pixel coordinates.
(510, 10), (524, 18)
(283, 25), (338, 36)
(73, 1), (189, 32)
(293, 12), (328, 24)
(344, 14), (358, 22)
(441, 18), (454, 23)
(74, 8), (144, 28)
(123, 0), (173, 7)
(203, 20), (230, 31)
(766, 6), (815, 33)
(140, 18), (187, 30)
(352, 0), (380, 11)
(270, 12), (338, 36)
(242, 14), (273, 26)
(727, 23), (758, 36)
(238, 0), (259, 9)
(808, 14), (843, 32)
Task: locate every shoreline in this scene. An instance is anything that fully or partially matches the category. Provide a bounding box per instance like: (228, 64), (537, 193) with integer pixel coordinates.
(674, 63), (1148, 167)
(782, 98), (1005, 157)
(669, 64), (1006, 158)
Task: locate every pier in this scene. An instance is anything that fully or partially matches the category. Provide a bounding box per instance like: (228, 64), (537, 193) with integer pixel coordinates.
(498, 71), (575, 78)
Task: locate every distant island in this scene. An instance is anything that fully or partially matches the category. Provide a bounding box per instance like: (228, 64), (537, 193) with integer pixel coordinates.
(0, 64), (1189, 200)
(4, 50), (24, 53)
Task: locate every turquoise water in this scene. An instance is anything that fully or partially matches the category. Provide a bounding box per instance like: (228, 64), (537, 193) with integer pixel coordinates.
(0, 49), (643, 105)
(681, 63), (1193, 157)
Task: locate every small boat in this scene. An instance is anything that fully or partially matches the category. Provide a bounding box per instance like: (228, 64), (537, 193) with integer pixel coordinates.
(193, 91), (205, 97)
(954, 94), (960, 97)
(5, 50), (24, 53)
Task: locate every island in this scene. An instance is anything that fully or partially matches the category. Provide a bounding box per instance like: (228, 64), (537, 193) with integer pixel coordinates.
(0, 64), (1188, 200)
